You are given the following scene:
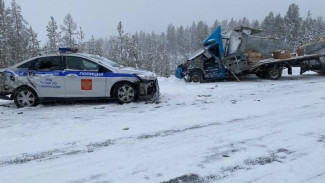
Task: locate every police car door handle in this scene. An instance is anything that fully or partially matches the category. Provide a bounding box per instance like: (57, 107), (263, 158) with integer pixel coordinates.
(66, 74), (78, 78)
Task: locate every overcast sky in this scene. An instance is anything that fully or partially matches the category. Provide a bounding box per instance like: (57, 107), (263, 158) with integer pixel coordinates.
(3, 0), (325, 45)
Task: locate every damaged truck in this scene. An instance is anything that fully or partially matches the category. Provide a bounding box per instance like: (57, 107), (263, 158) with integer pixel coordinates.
(175, 26), (325, 82)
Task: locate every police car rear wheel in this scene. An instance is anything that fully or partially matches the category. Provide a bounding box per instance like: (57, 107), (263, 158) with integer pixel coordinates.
(115, 83), (136, 104)
(14, 87), (38, 108)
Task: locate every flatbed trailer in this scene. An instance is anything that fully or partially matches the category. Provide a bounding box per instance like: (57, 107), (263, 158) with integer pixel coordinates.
(249, 54), (325, 79)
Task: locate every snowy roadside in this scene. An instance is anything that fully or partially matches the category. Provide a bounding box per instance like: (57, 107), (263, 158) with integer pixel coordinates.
(1, 69), (325, 183)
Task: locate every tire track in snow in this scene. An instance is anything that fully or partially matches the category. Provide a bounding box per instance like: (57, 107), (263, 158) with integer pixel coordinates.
(161, 148), (294, 183)
(1, 99), (324, 167)
(0, 114), (263, 167)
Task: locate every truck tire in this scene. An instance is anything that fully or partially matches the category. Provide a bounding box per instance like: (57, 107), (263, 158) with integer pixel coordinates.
(14, 87), (38, 108)
(189, 72), (203, 83)
(267, 67), (282, 80)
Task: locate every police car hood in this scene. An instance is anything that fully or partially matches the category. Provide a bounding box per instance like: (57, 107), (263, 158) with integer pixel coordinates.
(117, 67), (157, 80)
(0, 68), (6, 73)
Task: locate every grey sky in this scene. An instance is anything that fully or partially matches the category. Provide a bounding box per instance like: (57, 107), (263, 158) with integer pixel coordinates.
(3, 0), (325, 45)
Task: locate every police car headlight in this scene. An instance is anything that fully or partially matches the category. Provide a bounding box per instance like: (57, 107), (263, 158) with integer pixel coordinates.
(136, 73), (157, 81)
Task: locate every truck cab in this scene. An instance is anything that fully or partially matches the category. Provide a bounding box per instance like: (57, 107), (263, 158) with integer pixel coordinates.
(176, 26), (291, 82)
(176, 26), (226, 82)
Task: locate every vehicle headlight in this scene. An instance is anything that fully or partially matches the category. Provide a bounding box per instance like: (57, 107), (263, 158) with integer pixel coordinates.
(136, 73), (157, 81)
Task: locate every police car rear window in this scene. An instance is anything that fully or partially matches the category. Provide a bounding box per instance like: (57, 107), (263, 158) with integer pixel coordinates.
(17, 60), (36, 69)
(35, 57), (62, 70)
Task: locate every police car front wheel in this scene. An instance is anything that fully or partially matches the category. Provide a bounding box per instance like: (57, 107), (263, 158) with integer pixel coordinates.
(14, 87), (38, 108)
(115, 83), (136, 104)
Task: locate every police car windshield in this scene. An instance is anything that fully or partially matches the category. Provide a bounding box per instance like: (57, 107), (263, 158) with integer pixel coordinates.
(88, 55), (122, 68)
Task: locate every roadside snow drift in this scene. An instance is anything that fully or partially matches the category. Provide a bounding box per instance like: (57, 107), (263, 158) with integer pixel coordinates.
(1, 69), (325, 183)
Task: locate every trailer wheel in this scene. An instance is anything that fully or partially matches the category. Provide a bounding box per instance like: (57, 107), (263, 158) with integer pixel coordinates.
(190, 72), (202, 83)
(268, 67), (282, 80)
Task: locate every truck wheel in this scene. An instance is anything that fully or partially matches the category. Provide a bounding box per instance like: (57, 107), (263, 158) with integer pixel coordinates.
(190, 72), (202, 83)
(268, 67), (282, 80)
(14, 87), (38, 108)
(114, 83), (136, 104)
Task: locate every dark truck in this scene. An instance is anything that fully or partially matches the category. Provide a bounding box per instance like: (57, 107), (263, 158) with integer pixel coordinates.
(175, 26), (325, 82)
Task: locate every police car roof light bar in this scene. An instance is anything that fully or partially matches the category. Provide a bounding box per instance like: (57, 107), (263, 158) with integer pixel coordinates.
(59, 48), (78, 53)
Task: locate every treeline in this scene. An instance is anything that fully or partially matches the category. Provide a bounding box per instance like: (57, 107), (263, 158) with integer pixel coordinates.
(0, 0), (40, 68)
(1, 0), (325, 77)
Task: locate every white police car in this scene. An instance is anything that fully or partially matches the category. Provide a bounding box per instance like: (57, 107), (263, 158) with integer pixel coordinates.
(0, 48), (159, 108)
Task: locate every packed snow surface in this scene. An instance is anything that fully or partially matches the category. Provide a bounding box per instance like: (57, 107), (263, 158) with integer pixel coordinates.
(1, 69), (325, 183)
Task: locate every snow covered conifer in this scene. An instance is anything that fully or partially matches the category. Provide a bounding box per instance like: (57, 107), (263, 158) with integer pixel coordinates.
(284, 3), (302, 50)
(261, 12), (275, 37)
(77, 26), (85, 52)
(60, 13), (78, 47)
(46, 16), (61, 53)
(8, 0), (29, 64)
(0, 0), (10, 67)
(26, 26), (40, 58)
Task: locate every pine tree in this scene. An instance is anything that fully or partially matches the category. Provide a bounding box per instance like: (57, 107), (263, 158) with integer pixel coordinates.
(189, 21), (197, 52)
(300, 11), (316, 44)
(107, 38), (120, 63)
(94, 38), (104, 56)
(272, 13), (283, 39)
(211, 20), (220, 32)
(284, 3), (302, 50)
(87, 35), (96, 54)
(8, 0), (29, 64)
(60, 13), (78, 47)
(77, 26), (85, 52)
(195, 21), (209, 50)
(261, 12), (275, 37)
(26, 26), (40, 58)
(239, 17), (250, 27)
(176, 25), (187, 59)
(46, 16), (60, 53)
(158, 33), (170, 77)
(228, 18), (237, 30)
(117, 21), (124, 63)
(166, 24), (177, 56)
(0, 0), (9, 67)
(127, 34), (141, 68)
(251, 20), (260, 28)
(116, 21), (129, 65)
(315, 17), (325, 39)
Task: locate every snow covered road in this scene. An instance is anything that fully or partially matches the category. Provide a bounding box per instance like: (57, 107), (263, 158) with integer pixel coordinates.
(1, 70), (325, 183)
